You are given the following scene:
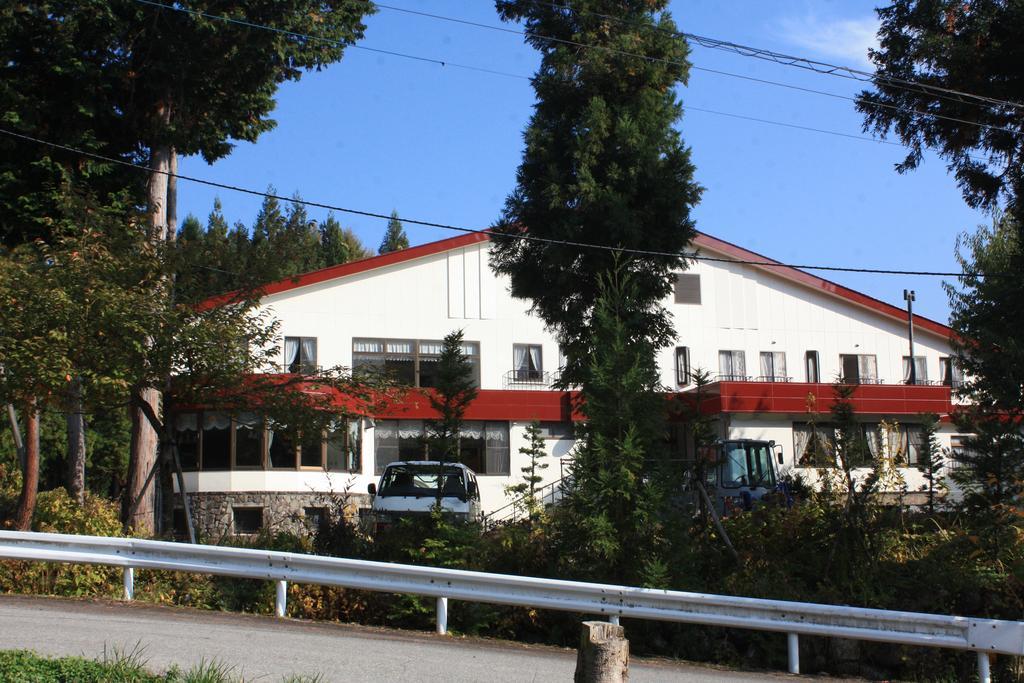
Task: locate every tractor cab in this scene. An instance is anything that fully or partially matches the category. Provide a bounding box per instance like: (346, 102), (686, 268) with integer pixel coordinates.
(699, 439), (785, 515)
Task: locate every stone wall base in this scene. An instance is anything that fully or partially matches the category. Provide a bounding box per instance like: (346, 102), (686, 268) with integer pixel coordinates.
(174, 491), (370, 539)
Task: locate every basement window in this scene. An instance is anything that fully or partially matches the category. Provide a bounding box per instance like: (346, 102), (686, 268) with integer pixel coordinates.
(233, 507), (264, 535)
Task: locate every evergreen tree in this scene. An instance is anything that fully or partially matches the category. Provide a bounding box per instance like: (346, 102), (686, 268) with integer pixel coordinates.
(379, 211), (410, 254)
(319, 214), (350, 267)
(916, 412), (944, 514)
(427, 330), (479, 467)
(553, 267), (668, 585)
(341, 227), (370, 262)
(505, 420), (549, 525)
(252, 190), (286, 246)
(858, 0), (1024, 213)
(491, 0), (701, 387)
(178, 214), (203, 242)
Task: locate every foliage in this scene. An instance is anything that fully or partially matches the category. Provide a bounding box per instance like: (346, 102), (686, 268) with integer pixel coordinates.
(378, 211), (409, 254)
(552, 267), (669, 585)
(858, 0), (1024, 212)
(504, 420), (549, 525)
(916, 412), (945, 514)
(490, 0), (701, 387)
(0, 649), (160, 683)
(427, 330), (478, 465)
(946, 212), (1024, 415)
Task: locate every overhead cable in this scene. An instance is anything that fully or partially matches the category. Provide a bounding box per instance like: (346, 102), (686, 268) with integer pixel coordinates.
(0, 126), (984, 279)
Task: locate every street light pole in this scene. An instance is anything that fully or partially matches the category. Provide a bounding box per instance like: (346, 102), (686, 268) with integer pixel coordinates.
(904, 289), (916, 385)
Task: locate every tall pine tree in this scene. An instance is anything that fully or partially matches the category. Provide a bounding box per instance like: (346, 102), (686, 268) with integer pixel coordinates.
(378, 210), (410, 254)
(491, 0), (701, 387)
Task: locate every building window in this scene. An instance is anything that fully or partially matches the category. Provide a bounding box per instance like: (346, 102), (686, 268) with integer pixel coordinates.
(201, 413), (231, 470)
(513, 344), (543, 381)
(675, 346), (690, 386)
(948, 435), (974, 471)
(299, 430), (324, 469)
(268, 422), (296, 469)
(326, 419), (361, 472)
(353, 338), (480, 388)
(233, 507), (263, 535)
(902, 356), (928, 385)
(792, 421), (836, 467)
(234, 413), (263, 468)
(840, 354), (878, 384)
(718, 350), (747, 381)
(175, 414), (200, 470)
(304, 507), (328, 533)
(674, 273), (701, 304)
(284, 337), (318, 374)
(537, 422), (574, 440)
(758, 351), (787, 382)
(940, 357), (964, 388)
(805, 351), (820, 383)
(373, 419), (509, 475)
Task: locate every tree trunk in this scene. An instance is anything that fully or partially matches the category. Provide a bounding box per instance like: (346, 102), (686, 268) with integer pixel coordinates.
(65, 377), (86, 504)
(14, 399), (40, 531)
(124, 135), (171, 534)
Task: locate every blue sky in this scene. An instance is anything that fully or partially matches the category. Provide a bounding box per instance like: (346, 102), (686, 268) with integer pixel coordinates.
(176, 0), (989, 324)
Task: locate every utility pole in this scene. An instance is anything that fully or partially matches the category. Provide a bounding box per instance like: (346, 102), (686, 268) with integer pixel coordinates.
(904, 289), (916, 385)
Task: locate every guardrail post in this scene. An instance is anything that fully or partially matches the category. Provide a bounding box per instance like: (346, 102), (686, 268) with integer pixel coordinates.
(977, 652), (991, 683)
(275, 580), (287, 618)
(608, 615), (620, 626)
(436, 596), (448, 635)
(787, 633), (799, 674)
(122, 567), (134, 601)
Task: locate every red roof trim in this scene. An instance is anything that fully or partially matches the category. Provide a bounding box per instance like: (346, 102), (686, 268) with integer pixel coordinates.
(204, 228), (950, 339)
(691, 233), (952, 339)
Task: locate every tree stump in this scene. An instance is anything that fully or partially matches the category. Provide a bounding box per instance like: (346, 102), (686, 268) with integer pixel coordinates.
(574, 621), (629, 682)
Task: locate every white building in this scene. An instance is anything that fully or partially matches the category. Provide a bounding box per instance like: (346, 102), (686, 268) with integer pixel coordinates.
(175, 231), (965, 535)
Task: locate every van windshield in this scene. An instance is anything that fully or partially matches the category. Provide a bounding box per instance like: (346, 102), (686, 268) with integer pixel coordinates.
(378, 465), (466, 499)
(720, 442), (776, 489)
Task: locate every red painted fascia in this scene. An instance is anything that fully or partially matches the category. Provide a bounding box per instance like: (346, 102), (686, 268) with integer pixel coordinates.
(372, 389), (581, 422)
(686, 381), (955, 417)
(691, 233), (952, 339)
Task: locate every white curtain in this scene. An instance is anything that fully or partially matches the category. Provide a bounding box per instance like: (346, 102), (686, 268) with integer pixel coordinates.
(387, 340), (413, 354)
(859, 355), (878, 382)
(793, 423), (811, 462)
(203, 413), (231, 430)
(514, 345), (528, 372)
(375, 420), (397, 440)
(718, 351), (732, 376)
(236, 412), (260, 429)
(176, 413), (198, 432)
(759, 352), (772, 378)
(774, 353), (786, 378)
(284, 338), (299, 367)
(353, 339), (382, 353)
(485, 422), (509, 444)
(460, 421), (485, 440)
(301, 338), (317, 366)
(461, 342), (478, 356)
(419, 341), (443, 355)
(398, 420), (423, 439)
(528, 346), (542, 372)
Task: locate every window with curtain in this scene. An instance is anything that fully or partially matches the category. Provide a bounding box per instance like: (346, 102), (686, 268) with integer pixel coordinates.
(327, 418), (361, 472)
(175, 414), (199, 470)
(513, 344), (543, 381)
(354, 338), (480, 388)
(940, 357), (964, 387)
(234, 413), (263, 468)
(374, 420), (400, 474)
(840, 354), (878, 384)
(792, 421), (836, 467)
(902, 356), (928, 385)
(484, 421), (510, 475)
(675, 346), (690, 386)
(758, 351), (787, 381)
(805, 351), (820, 383)
(267, 422), (296, 469)
(718, 350), (746, 381)
(284, 336), (317, 373)
(202, 413), (231, 470)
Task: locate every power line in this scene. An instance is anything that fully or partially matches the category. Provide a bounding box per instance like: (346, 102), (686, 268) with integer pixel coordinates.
(350, 1), (1018, 136)
(132, 0), (526, 82)
(525, 0), (1024, 113)
(0, 126), (985, 279)
(131, 0), (995, 162)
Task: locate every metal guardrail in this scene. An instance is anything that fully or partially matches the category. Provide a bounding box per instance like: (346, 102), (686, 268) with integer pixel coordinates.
(0, 531), (1019, 680)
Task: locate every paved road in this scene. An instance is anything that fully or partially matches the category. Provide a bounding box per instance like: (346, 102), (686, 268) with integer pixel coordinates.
(0, 596), (831, 682)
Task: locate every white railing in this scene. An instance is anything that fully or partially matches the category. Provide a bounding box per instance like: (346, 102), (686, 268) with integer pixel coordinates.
(0, 531), (1019, 681)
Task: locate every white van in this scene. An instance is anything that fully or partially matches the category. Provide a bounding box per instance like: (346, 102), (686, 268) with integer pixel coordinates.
(367, 461), (482, 529)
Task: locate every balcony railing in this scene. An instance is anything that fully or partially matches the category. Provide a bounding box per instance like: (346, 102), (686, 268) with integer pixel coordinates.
(503, 369), (559, 390)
